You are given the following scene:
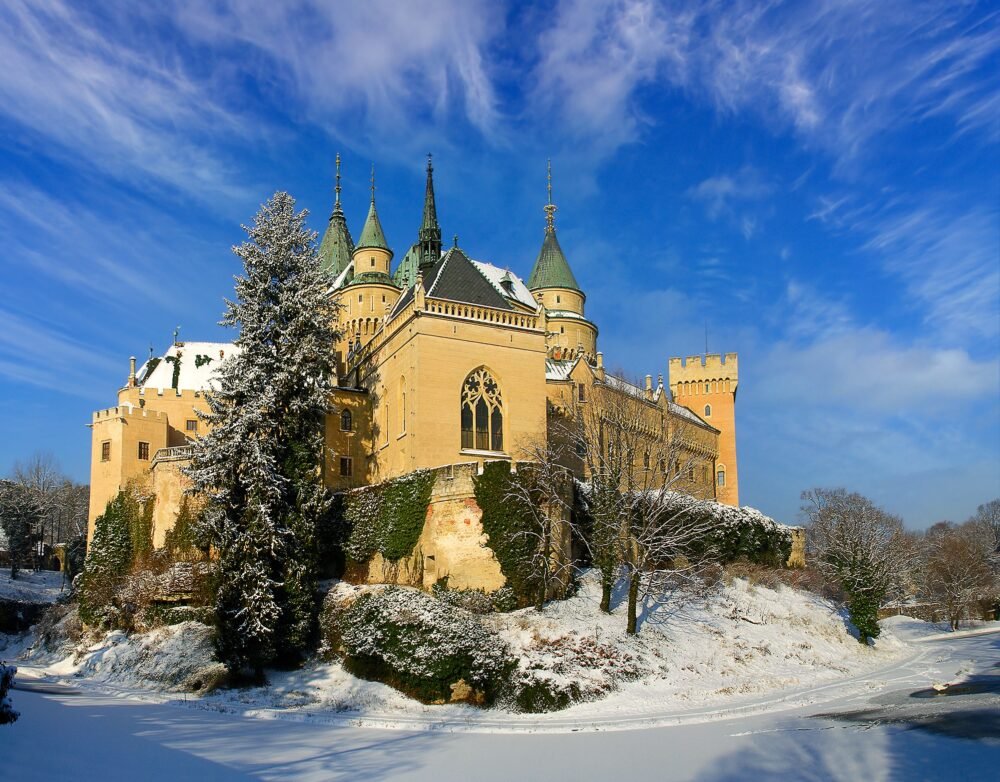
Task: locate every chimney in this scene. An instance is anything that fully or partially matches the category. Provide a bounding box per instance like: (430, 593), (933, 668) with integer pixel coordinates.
(129, 356), (137, 388)
(645, 374), (653, 400)
(596, 351), (605, 381)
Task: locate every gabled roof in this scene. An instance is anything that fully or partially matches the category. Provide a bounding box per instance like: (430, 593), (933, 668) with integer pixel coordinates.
(528, 229), (581, 292)
(392, 246), (528, 317)
(471, 260), (538, 310)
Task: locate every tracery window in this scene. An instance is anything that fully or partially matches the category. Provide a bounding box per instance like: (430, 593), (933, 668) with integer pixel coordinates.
(461, 367), (503, 451)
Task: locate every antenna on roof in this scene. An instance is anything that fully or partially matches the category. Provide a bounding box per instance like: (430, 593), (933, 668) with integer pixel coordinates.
(704, 321), (708, 356)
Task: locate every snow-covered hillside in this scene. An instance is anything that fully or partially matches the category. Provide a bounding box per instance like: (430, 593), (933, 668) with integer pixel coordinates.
(0, 570), (65, 604)
(14, 571), (914, 729)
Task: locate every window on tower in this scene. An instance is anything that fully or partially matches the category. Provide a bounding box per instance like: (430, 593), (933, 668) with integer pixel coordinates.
(704, 404), (711, 417)
(340, 409), (353, 432)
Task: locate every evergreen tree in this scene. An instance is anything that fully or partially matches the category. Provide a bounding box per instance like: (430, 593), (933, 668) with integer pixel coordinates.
(0, 480), (40, 580)
(187, 192), (338, 678)
(78, 491), (134, 627)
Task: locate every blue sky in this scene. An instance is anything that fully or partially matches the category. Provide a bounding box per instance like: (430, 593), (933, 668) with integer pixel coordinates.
(0, 0), (997, 528)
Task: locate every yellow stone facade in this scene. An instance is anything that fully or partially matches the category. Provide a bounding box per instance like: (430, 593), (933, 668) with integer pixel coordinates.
(86, 161), (742, 587)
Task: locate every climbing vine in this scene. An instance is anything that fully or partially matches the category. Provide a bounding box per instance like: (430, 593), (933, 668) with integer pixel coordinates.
(194, 354), (213, 369)
(341, 470), (435, 565)
(473, 461), (540, 607)
(142, 357), (161, 383)
(164, 354), (182, 389)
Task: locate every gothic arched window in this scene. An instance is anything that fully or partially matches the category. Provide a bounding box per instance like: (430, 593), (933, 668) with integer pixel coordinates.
(461, 368), (503, 451)
(340, 409), (353, 432)
(704, 404), (712, 417)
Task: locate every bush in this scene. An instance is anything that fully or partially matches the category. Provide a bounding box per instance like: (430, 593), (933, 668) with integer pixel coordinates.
(431, 580), (517, 614)
(321, 586), (513, 705)
(0, 664), (17, 725)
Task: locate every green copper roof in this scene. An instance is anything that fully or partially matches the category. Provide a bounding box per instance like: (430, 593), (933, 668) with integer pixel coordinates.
(346, 270), (395, 287)
(528, 229), (580, 292)
(319, 211), (354, 278)
(319, 155), (354, 280)
(394, 244), (420, 289)
(356, 199), (392, 256)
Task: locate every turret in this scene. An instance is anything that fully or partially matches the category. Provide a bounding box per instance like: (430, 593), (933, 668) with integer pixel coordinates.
(351, 164), (394, 283)
(668, 353), (740, 506)
(319, 153), (355, 281)
(528, 161), (597, 360)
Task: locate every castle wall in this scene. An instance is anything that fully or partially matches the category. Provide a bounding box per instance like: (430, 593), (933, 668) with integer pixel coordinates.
(150, 453), (195, 548)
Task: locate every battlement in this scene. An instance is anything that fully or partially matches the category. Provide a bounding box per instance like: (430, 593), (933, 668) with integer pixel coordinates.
(92, 405), (169, 424)
(668, 353), (738, 385)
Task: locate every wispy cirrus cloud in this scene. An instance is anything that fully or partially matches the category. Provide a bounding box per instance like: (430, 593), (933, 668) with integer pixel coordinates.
(0, 1), (255, 202)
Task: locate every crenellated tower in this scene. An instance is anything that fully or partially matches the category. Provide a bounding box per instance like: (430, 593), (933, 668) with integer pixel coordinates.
(668, 353), (739, 506)
(527, 161), (598, 361)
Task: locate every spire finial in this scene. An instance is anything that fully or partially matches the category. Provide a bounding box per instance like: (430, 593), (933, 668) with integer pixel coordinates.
(427, 152), (433, 174)
(544, 158), (557, 232)
(334, 153), (342, 208)
(370, 163), (376, 203)
(453, 233), (458, 248)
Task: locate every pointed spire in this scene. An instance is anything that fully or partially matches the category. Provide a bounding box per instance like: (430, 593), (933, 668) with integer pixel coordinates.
(544, 158), (557, 233)
(528, 159), (581, 292)
(418, 153), (442, 269)
(319, 152), (355, 278)
(356, 163), (392, 256)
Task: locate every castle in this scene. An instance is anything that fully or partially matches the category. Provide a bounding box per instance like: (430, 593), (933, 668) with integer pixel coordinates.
(88, 156), (740, 589)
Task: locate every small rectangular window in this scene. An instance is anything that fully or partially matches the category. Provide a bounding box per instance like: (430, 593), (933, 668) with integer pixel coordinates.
(577, 383), (586, 402)
(717, 470), (726, 488)
(101, 441), (111, 462)
(339, 457), (352, 477)
(138, 442), (149, 460)
(185, 419), (198, 433)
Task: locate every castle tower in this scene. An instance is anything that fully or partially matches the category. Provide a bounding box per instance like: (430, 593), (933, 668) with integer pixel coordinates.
(527, 161), (597, 360)
(668, 353), (739, 506)
(340, 165), (400, 358)
(318, 153), (355, 279)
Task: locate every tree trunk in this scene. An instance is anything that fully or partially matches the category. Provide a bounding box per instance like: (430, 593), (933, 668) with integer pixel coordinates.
(600, 574), (612, 614)
(626, 569), (640, 635)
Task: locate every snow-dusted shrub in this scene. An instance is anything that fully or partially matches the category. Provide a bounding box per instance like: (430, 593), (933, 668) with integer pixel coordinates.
(668, 495), (793, 568)
(431, 581), (517, 614)
(32, 602), (83, 656)
(323, 586), (513, 705)
(505, 633), (643, 712)
(77, 621), (227, 693)
(0, 663), (17, 725)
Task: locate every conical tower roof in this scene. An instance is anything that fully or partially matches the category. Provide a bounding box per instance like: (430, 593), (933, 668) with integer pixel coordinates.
(527, 161), (581, 292)
(319, 153), (355, 278)
(355, 165), (392, 257)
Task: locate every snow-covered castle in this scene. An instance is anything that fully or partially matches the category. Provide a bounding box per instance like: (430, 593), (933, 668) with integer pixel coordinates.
(88, 156), (740, 590)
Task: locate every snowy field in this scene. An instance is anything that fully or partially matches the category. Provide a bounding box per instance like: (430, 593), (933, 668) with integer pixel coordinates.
(6, 630), (999, 780)
(0, 569), (66, 604)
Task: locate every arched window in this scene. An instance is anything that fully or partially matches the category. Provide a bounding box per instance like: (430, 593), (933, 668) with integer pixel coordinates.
(704, 404), (712, 417)
(461, 367), (503, 451)
(717, 466), (726, 488)
(340, 409), (352, 432)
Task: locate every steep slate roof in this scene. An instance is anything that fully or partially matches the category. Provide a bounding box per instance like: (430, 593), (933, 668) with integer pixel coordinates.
(391, 246), (521, 316)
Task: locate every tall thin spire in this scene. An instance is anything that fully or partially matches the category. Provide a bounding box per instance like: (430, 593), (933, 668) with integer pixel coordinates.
(544, 158), (557, 233)
(418, 152), (442, 268)
(370, 163), (376, 203)
(319, 152), (355, 278)
(356, 162), (391, 255)
(334, 152), (342, 210)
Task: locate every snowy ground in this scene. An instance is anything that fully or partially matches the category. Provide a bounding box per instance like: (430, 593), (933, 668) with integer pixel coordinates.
(6, 630), (999, 780)
(7, 573), (918, 730)
(0, 569), (65, 603)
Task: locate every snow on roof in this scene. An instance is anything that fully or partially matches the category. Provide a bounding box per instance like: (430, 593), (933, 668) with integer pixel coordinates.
(470, 260), (539, 310)
(545, 309), (586, 320)
(545, 358), (578, 381)
(329, 260), (354, 292)
(137, 342), (239, 392)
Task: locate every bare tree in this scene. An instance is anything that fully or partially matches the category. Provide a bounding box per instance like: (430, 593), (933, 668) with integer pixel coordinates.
(802, 488), (911, 643)
(505, 441), (578, 610)
(555, 375), (718, 635)
(921, 521), (997, 630)
(0, 480), (41, 579)
(969, 499), (1000, 575)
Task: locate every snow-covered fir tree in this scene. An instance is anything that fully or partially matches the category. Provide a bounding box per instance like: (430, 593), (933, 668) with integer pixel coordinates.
(187, 192), (339, 677)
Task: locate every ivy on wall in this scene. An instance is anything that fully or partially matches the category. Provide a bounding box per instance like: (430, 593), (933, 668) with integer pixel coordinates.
(194, 354), (213, 369)
(164, 355), (181, 389)
(472, 461), (540, 607)
(143, 357), (162, 382)
(340, 470), (435, 565)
